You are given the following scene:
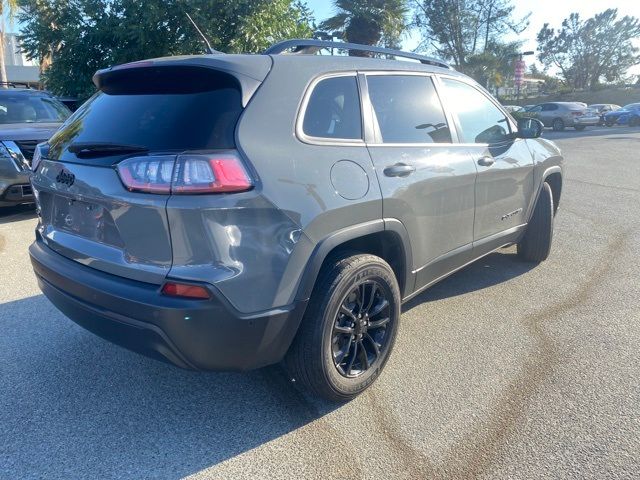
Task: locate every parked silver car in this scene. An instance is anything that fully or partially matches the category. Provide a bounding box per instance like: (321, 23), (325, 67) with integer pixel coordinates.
(574, 104), (623, 129)
(527, 102), (588, 131)
(588, 104), (621, 115)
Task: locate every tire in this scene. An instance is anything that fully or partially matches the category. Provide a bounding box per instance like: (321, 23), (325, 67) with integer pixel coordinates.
(605, 119), (615, 127)
(518, 182), (554, 263)
(574, 125), (586, 131)
(552, 118), (565, 131)
(285, 253), (401, 402)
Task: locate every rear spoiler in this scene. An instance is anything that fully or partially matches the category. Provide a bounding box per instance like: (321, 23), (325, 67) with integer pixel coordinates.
(93, 55), (272, 107)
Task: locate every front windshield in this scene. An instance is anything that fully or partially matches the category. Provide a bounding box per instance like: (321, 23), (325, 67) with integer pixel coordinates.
(0, 94), (71, 124)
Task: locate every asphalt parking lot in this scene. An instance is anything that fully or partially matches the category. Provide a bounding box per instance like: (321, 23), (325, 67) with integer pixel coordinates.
(1, 125), (639, 479)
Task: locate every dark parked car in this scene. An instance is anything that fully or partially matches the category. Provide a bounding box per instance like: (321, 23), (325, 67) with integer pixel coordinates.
(0, 88), (71, 208)
(603, 103), (640, 127)
(29, 40), (562, 401)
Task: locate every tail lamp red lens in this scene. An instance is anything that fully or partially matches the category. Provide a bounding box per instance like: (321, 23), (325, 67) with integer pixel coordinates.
(161, 282), (211, 300)
(116, 151), (252, 194)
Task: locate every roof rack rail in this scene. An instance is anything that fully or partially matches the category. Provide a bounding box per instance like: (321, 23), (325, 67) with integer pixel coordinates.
(264, 39), (451, 70)
(0, 81), (33, 89)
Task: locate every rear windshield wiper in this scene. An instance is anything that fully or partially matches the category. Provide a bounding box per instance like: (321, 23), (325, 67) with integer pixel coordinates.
(68, 142), (149, 157)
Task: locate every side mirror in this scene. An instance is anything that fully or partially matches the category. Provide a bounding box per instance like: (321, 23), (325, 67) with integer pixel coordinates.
(516, 117), (544, 139)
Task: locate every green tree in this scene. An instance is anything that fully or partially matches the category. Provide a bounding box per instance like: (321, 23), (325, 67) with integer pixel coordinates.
(537, 9), (640, 90)
(413, 0), (528, 69)
(318, 0), (408, 50)
(18, 0), (314, 99)
(464, 40), (521, 91)
(0, 0), (19, 86)
(228, 0), (314, 53)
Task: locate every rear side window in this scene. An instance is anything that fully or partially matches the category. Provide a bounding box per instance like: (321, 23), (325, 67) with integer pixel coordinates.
(48, 69), (242, 161)
(302, 76), (362, 140)
(440, 78), (511, 144)
(367, 75), (451, 143)
(541, 104), (558, 111)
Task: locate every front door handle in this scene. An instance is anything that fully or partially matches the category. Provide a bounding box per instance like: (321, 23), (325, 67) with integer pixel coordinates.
(384, 163), (416, 177)
(477, 156), (495, 167)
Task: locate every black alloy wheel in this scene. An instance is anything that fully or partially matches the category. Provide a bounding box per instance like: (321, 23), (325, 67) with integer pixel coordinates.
(331, 280), (392, 378)
(285, 253), (401, 402)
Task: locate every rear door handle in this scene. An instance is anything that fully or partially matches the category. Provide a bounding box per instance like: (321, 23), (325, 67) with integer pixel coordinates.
(384, 163), (416, 177)
(477, 156), (495, 167)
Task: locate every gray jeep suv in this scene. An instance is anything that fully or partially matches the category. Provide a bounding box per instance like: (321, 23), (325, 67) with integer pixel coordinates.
(0, 88), (70, 207)
(29, 40), (562, 401)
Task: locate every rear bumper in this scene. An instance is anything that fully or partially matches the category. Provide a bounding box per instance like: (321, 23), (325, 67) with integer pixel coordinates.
(574, 117), (600, 126)
(30, 237), (307, 371)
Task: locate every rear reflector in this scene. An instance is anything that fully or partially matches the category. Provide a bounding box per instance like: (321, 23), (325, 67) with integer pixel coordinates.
(116, 151), (252, 194)
(161, 282), (211, 300)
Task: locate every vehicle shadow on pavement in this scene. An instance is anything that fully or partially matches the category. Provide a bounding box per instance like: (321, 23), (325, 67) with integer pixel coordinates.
(2, 251), (533, 478)
(403, 249), (536, 311)
(0, 295), (336, 479)
(0, 204), (37, 225)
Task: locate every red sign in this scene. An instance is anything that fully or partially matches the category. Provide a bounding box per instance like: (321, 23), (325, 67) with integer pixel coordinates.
(515, 60), (526, 87)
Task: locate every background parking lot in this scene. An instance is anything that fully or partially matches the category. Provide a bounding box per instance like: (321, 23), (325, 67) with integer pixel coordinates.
(1, 126), (639, 479)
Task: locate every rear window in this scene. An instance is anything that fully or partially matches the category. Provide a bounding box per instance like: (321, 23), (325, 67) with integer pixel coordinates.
(48, 70), (242, 160)
(302, 75), (362, 140)
(0, 94), (70, 124)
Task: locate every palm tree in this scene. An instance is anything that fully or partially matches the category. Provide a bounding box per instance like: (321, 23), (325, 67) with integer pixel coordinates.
(0, 0), (19, 87)
(319, 0), (408, 51)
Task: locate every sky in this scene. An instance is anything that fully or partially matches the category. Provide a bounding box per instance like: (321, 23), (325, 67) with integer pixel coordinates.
(306, 0), (640, 75)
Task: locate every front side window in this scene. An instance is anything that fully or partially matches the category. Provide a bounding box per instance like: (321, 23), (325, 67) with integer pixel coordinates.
(440, 78), (511, 144)
(367, 75), (452, 144)
(0, 94), (71, 124)
(302, 75), (362, 140)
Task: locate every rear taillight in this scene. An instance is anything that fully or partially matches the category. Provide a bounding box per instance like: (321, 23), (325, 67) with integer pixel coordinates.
(117, 155), (175, 194)
(172, 153), (252, 194)
(116, 151), (252, 194)
(161, 282), (211, 300)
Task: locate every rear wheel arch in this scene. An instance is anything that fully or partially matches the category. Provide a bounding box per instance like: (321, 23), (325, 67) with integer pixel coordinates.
(296, 220), (412, 303)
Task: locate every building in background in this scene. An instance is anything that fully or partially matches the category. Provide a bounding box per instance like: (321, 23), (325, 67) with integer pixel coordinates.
(3, 33), (40, 87)
(497, 77), (545, 100)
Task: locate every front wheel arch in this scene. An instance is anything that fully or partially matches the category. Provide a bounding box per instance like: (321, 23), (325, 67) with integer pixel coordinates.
(544, 172), (562, 216)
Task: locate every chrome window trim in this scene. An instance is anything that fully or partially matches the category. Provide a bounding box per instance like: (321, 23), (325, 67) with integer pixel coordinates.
(295, 71), (366, 147)
(366, 142), (490, 148)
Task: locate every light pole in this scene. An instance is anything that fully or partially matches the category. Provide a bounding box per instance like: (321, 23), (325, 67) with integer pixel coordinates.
(509, 51), (534, 102)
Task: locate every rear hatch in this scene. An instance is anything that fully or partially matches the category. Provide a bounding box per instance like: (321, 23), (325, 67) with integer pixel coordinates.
(31, 58), (269, 284)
